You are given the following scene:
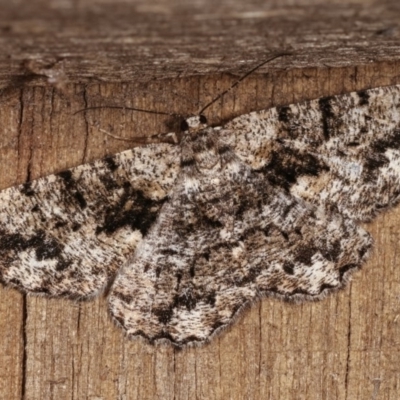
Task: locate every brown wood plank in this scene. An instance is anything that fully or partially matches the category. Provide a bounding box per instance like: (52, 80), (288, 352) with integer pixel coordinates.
(1, 1), (400, 399)
(1, 0), (400, 86)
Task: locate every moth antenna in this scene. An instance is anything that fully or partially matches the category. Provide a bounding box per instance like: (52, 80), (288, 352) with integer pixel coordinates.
(74, 55), (289, 126)
(198, 53), (291, 115)
(91, 123), (178, 144)
(73, 105), (181, 118)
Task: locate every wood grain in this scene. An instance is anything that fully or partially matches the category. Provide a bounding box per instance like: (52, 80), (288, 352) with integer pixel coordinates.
(1, 1), (400, 399)
(1, 0), (400, 86)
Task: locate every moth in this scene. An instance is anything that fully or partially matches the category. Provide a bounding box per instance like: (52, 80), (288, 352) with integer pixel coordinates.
(0, 67), (399, 346)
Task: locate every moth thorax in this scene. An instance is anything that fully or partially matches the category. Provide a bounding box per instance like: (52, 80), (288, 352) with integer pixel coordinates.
(182, 115), (208, 132)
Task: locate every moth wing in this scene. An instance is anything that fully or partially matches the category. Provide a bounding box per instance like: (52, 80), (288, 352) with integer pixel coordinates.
(222, 85), (400, 221)
(0, 143), (179, 298)
(109, 136), (371, 346)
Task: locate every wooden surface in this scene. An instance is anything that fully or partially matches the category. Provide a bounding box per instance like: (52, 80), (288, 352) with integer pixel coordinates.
(1, 0), (400, 85)
(1, 1), (400, 399)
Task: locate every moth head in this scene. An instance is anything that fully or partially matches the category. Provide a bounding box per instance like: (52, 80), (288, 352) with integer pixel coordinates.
(180, 115), (208, 133)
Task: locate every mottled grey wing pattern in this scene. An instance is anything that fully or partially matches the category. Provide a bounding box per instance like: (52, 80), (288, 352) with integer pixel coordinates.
(1, 85), (399, 346)
(109, 86), (400, 346)
(223, 85), (400, 221)
(0, 144), (179, 297)
(109, 104), (376, 345)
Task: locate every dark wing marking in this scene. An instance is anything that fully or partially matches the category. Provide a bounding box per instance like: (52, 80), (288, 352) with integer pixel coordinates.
(222, 85), (400, 221)
(109, 126), (371, 346)
(0, 144), (179, 298)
